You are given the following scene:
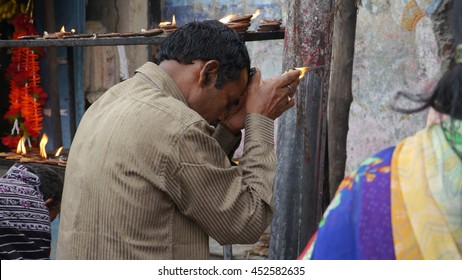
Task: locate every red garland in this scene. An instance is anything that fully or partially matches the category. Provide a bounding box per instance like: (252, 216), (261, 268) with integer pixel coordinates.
(2, 13), (47, 151)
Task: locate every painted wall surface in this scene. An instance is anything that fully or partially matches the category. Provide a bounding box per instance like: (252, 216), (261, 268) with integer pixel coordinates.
(345, 0), (444, 173)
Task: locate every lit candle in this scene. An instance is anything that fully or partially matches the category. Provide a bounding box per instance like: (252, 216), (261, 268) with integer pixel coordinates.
(39, 133), (48, 159)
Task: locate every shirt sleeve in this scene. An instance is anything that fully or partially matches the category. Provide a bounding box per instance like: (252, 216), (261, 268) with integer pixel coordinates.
(165, 113), (275, 245)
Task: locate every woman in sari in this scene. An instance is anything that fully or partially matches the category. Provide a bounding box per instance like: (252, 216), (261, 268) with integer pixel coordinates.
(299, 0), (462, 260)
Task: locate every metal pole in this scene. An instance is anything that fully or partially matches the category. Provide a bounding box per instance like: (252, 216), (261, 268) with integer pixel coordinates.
(43, 0), (63, 148)
(67, 47), (76, 141)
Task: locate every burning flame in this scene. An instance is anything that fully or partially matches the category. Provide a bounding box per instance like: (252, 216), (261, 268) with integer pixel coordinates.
(55, 146), (64, 157)
(59, 26), (75, 34)
(159, 15), (176, 27)
(16, 136), (26, 155)
(251, 9), (261, 20)
(295, 67), (309, 79)
(219, 14), (237, 24)
(39, 133), (48, 159)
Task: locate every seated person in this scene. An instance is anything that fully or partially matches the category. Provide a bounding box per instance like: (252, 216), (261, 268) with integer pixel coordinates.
(0, 163), (65, 259)
(299, 0), (462, 260)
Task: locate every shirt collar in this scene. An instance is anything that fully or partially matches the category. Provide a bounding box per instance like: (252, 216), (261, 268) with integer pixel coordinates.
(134, 62), (187, 105)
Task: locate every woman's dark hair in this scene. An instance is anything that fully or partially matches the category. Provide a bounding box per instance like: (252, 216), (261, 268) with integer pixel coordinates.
(393, 0), (462, 120)
(22, 163), (65, 208)
(157, 20), (251, 89)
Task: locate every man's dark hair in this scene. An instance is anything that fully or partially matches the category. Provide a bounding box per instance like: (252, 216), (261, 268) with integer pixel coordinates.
(157, 20), (251, 89)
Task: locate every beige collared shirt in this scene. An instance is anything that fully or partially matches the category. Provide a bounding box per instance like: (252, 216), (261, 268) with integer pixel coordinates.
(56, 62), (275, 259)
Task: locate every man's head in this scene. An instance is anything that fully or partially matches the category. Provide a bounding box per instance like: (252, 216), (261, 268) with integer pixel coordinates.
(22, 163), (65, 221)
(157, 20), (252, 123)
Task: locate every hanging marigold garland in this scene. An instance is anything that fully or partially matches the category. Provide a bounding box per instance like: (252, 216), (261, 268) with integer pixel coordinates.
(2, 13), (47, 151)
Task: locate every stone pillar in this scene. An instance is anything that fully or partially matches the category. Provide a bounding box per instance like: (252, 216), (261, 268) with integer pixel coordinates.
(115, 0), (148, 76)
(269, 0), (333, 260)
(86, 0), (148, 77)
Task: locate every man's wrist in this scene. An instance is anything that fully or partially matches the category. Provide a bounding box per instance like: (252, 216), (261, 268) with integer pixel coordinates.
(220, 121), (243, 136)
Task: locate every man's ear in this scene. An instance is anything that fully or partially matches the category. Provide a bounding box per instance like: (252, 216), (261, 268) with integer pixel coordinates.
(198, 60), (219, 87)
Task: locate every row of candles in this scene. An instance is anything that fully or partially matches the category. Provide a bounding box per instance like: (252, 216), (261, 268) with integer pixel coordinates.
(16, 134), (63, 159)
(158, 10), (261, 25)
(43, 10), (263, 37)
(44, 10), (270, 38)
